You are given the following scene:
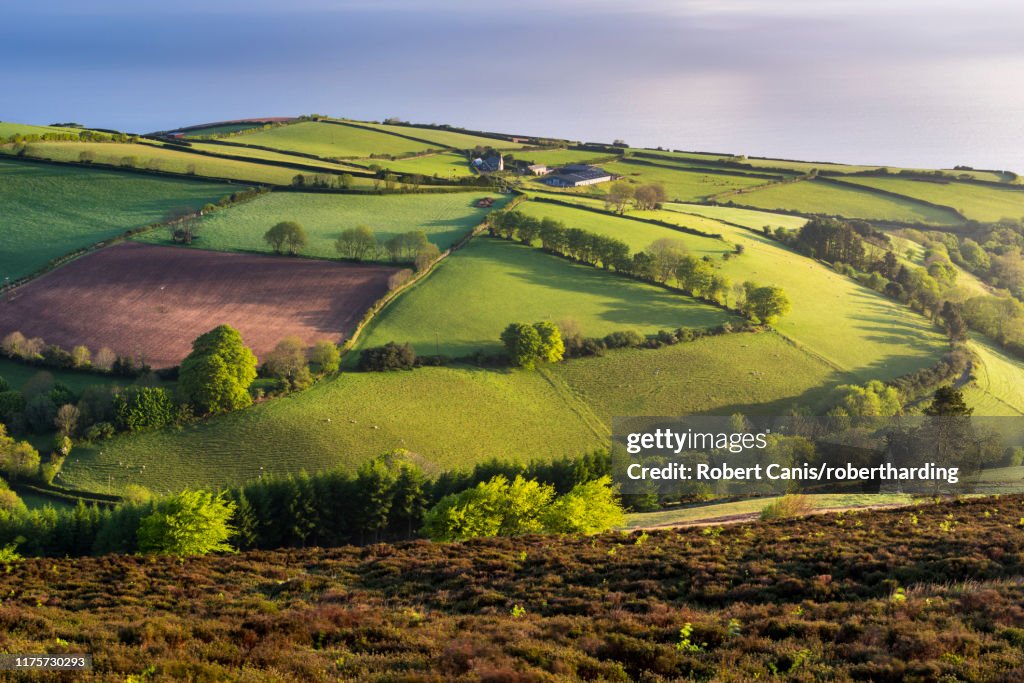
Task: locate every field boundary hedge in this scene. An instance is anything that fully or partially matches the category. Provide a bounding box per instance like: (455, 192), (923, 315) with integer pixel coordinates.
(620, 156), (789, 182)
(815, 175), (967, 222)
(527, 195), (727, 240)
(339, 194), (528, 357)
(142, 137), (378, 178)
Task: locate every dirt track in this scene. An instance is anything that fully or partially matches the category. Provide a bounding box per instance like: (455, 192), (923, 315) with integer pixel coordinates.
(631, 502), (913, 530)
(0, 243), (398, 368)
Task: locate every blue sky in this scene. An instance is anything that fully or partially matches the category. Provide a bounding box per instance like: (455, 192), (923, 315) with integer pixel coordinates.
(4, 1), (1023, 169)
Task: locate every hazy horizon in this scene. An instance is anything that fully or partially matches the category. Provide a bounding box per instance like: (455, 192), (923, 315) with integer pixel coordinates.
(5, 0), (1024, 172)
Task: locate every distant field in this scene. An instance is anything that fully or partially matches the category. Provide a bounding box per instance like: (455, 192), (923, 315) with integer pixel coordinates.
(516, 199), (732, 259)
(230, 121), (437, 159)
(0, 158), (232, 280)
(516, 148), (619, 166)
(180, 123), (271, 137)
(841, 176), (1024, 223)
(601, 160), (773, 202)
(58, 366), (607, 493)
(357, 151), (474, 178)
(628, 149), (884, 175)
(353, 122), (527, 150)
(356, 237), (740, 358)
(664, 202), (809, 231)
(548, 331), (842, 421)
(1, 243), (396, 368)
(135, 191), (506, 258)
(964, 338), (1024, 416)
(1, 141), (349, 186)
(728, 178), (964, 225)
(0, 122), (83, 138)
(629, 149), (1012, 182)
(179, 140), (365, 173)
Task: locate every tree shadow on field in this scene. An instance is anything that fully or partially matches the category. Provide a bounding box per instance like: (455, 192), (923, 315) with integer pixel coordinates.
(473, 241), (738, 331)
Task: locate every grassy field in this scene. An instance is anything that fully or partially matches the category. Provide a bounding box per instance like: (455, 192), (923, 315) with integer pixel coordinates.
(663, 201), (809, 231)
(58, 333), (846, 494)
(355, 238), (740, 358)
(357, 151), (474, 178)
(515, 195), (948, 379)
(0, 122), (83, 138)
(548, 331), (843, 421)
(58, 365), (607, 493)
(728, 178), (964, 224)
(134, 191), (506, 258)
(600, 160), (774, 202)
(0, 157), (232, 280)
(353, 122), (527, 150)
(964, 338), (1024, 416)
(179, 140), (365, 172)
(516, 199), (733, 258)
(624, 492), (915, 528)
(516, 148), (619, 166)
(0, 141), (361, 186)
(629, 149), (1012, 182)
(649, 206), (952, 378)
(230, 121), (437, 159)
(180, 122), (274, 137)
(841, 176), (1024, 223)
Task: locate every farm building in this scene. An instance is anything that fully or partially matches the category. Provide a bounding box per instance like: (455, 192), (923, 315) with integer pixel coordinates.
(472, 153), (504, 173)
(540, 164), (612, 187)
(527, 164), (550, 175)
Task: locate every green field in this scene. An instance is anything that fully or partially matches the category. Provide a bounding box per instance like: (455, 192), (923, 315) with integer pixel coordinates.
(356, 237), (740, 358)
(58, 366), (607, 493)
(353, 122), (527, 150)
(648, 206), (951, 378)
(841, 176), (1024, 223)
(516, 200), (733, 258)
(664, 202), (809, 231)
(180, 122), (272, 138)
(0, 122), (83, 138)
(230, 121), (438, 159)
(358, 152), (474, 178)
(0, 158), (233, 279)
(628, 149), (1011, 182)
(600, 161), (773, 202)
(134, 191), (507, 258)
(728, 178), (964, 224)
(179, 140), (365, 173)
(58, 333), (845, 494)
(0, 141), (364, 186)
(964, 338), (1024, 416)
(517, 195), (948, 379)
(516, 148), (618, 166)
(548, 331), (842, 421)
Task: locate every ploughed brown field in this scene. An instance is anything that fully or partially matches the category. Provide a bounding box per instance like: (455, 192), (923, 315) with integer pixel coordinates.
(0, 243), (398, 368)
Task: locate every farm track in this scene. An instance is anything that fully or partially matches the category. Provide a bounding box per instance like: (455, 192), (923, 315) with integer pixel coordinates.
(632, 502), (914, 530)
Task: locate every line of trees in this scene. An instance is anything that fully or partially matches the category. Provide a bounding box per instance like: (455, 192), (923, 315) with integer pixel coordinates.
(335, 226), (441, 269)
(489, 210), (791, 323)
(0, 449), (614, 557)
(1, 130), (136, 145)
